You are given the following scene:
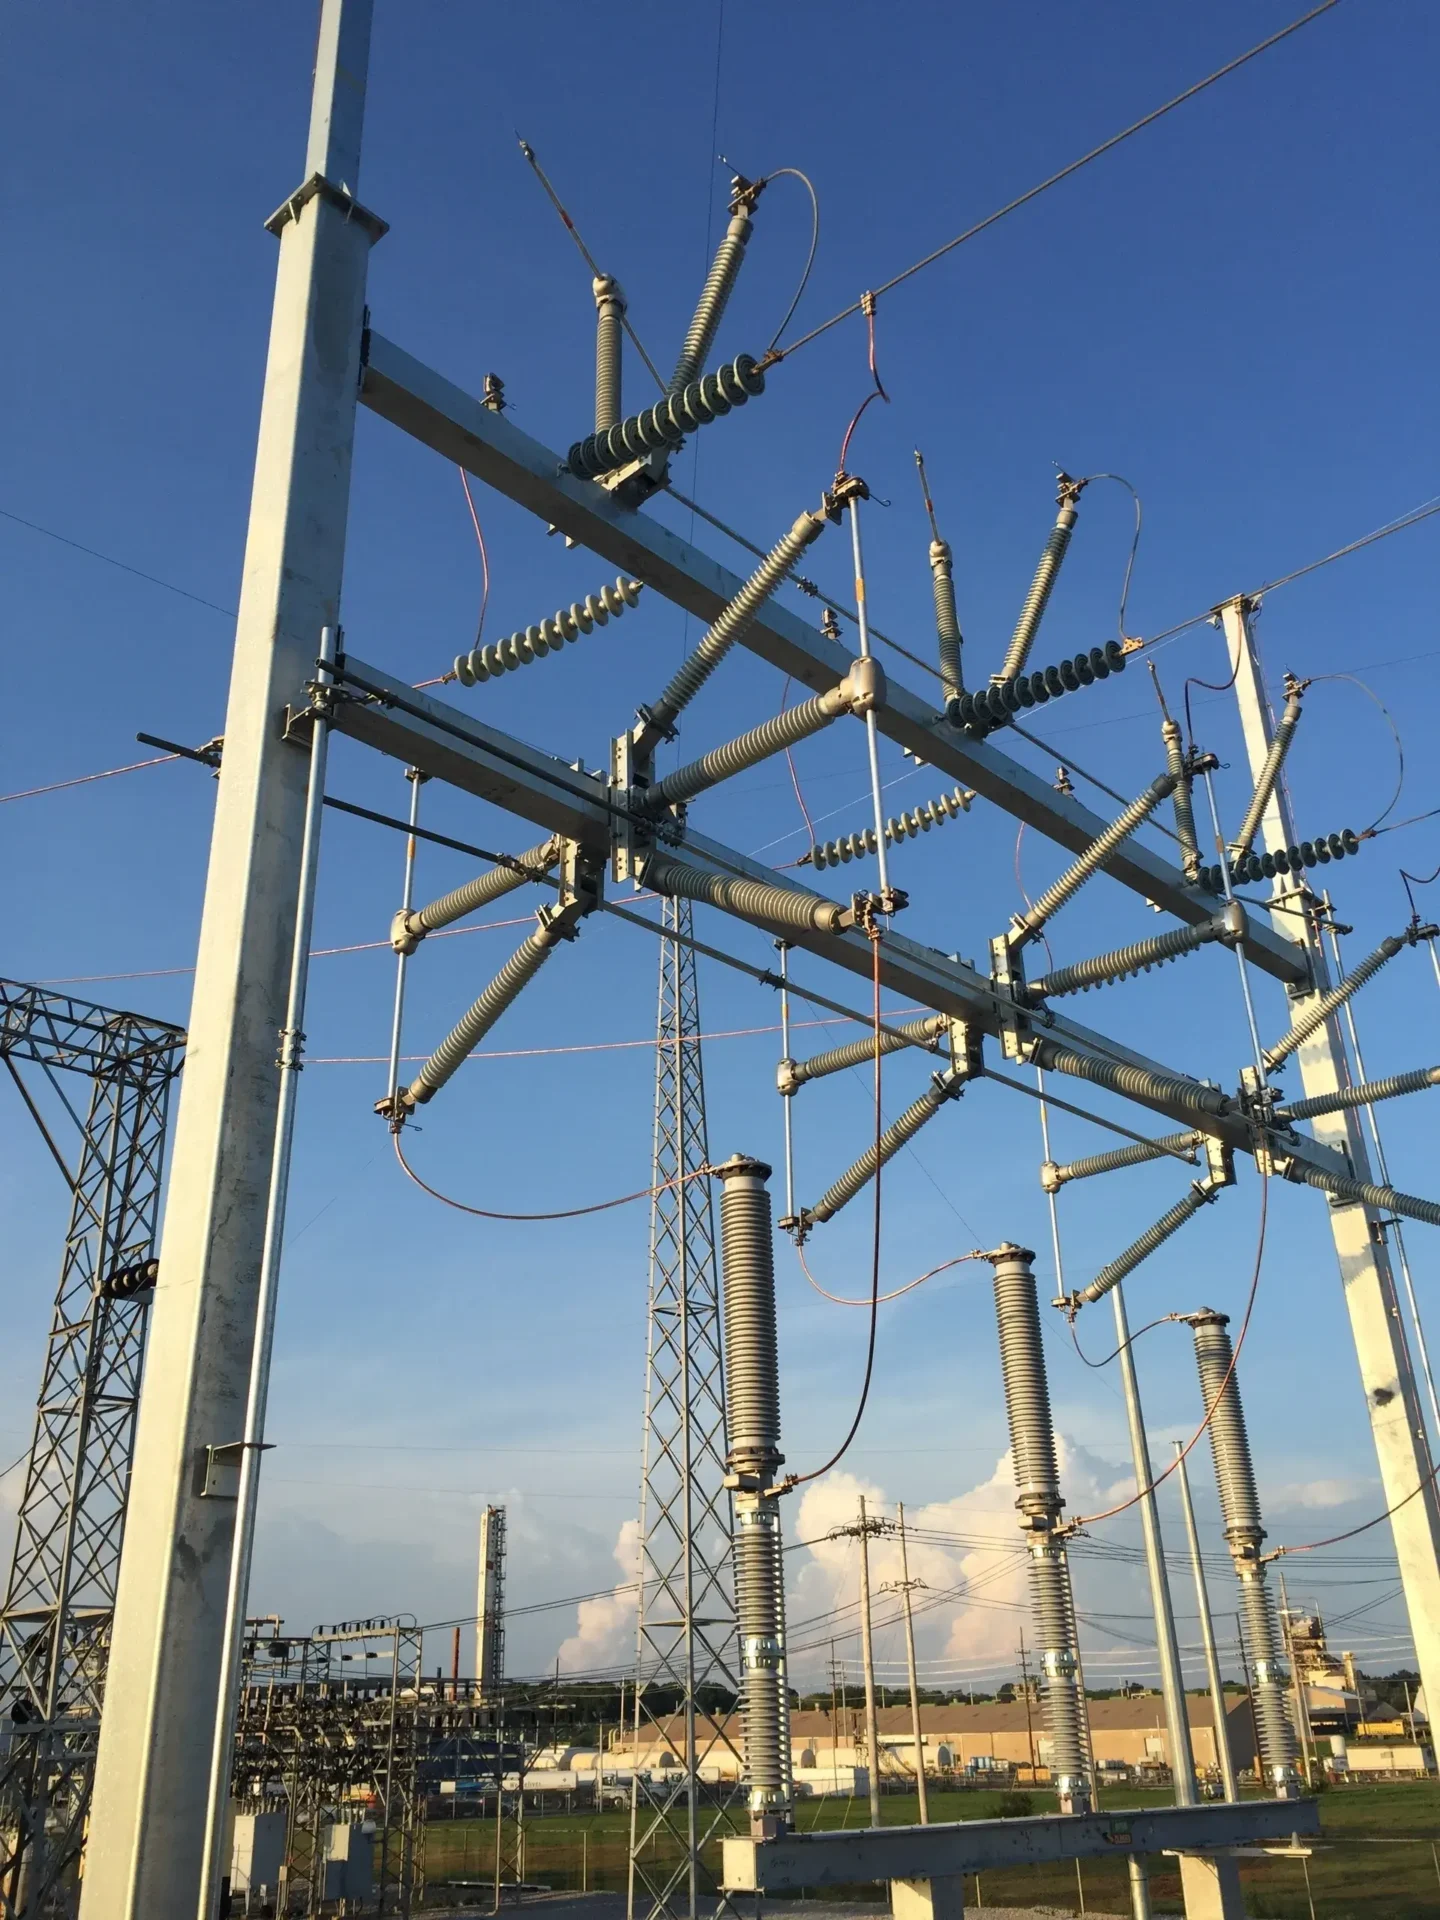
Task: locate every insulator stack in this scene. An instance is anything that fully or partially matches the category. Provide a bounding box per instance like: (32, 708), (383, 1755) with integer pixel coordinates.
(393, 836), (562, 952)
(567, 353), (765, 481)
(1185, 1309), (1300, 1800)
(800, 1071), (964, 1230)
(643, 661), (881, 814)
(638, 507), (827, 750)
(947, 641), (1127, 739)
(641, 852), (847, 938)
(1028, 909), (1240, 999)
(1199, 828), (1361, 895)
(1031, 1039), (1232, 1121)
(1276, 1064), (1440, 1123)
(1263, 931), (1409, 1069)
(403, 919), (570, 1107)
(1286, 1161), (1440, 1230)
(1231, 685), (1303, 867)
(1072, 1180), (1224, 1310)
(1010, 772), (1178, 945)
(984, 1244), (1091, 1814)
(930, 539), (965, 701)
(1041, 1131), (1205, 1189)
(716, 1154), (794, 1835)
(453, 578), (643, 688)
(593, 275), (625, 432)
(778, 1014), (948, 1094)
(1162, 716), (1202, 882)
(670, 211), (752, 394)
(997, 484), (1082, 684)
(803, 785), (975, 871)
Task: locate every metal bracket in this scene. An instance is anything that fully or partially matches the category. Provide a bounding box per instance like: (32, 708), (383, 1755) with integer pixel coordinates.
(989, 933), (1034, 1062)
(947, 1017), (984, 1081)
(200, 1440), (273, 1500)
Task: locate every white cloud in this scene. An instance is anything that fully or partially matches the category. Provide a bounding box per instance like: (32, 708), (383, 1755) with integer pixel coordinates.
(1268, 1476), (1375, 1512)
(556, 1517), (641, 1674)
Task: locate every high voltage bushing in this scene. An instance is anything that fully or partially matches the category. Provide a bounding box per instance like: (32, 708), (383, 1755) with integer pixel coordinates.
(640, 851), (848, 937)
(1068, 1178), (1228, 1312)
(947, 641), (1127, 739)
(641, 659), (884, 814)
(670, 197), (755, 394)
(1276, 1064), (1440, 1124)
(802, 785), (976, 871)
(1030, 1039), (1233, 1121)
(635, 506), (828, 752)
(1027, 905), (1244, 1000)
(1161, 715), (1202, 883)
(777, 1013), (949, 1094)
(593, 275), (626, 433)
(396, 887), (594, 1110)
(715, 1154), (794, 1837)
(983, 1243), (1091, 1814)
(1009, 771), (1179, 947)
(996, 475), (1085, 685)
(566, 353), (766, 482)
(1284, 1161), (1440, 1231)
(1040, 1130), (1206, 1190)
(391, 836), (562, 953)
(1198, 828), (1361, 894)
(1183, 1309), (1301, 1800)
(797, 1069), (966, 1234)
(1263, 929), (1416, 1070)
(453, 577), (643, 688)
(1231, 681), (1304, 867)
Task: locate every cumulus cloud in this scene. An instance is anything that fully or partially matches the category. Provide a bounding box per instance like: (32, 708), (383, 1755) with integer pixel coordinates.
(1268, 1476), (1375, 1512)
(557, 1517), (640, 1674)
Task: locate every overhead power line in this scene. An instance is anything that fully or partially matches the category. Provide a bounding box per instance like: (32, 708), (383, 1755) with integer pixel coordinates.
(768, 1), (1345, 365)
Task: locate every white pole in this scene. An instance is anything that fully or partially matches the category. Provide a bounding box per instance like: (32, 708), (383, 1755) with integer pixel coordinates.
(1221, 595), (1440, 1740)
(1172, 1441), (1239, 1802)
(857, 1497), (883, 1828)
(896, 1504), (929, 1824)
(80, 8), (381, 1914)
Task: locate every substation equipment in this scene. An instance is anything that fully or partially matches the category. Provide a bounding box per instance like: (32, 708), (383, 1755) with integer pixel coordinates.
(0, 983), (184, 1919)
(45, 3), (1440, 1916)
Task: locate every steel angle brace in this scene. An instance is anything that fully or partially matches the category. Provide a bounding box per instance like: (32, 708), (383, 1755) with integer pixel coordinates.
(357, 329), (1308, 987)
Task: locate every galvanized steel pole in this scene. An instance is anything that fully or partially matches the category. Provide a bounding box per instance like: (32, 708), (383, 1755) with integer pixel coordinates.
(1172, 1440), (1239, 1801)
(857, 1496), (884, 1828)
(80, 7), (381, 1914)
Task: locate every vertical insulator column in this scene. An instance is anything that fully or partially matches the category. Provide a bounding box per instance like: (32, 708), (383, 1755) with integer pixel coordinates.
(997, 483), (1081, 685)
(593, 275), (625, 433)
(930, 538), (965, 702)
(717, 1154), (793, 1836)
(1162, 717), (1202, 883)
(984, 1243), (1091, 1814)
(670, 211), (753, 394)
(1185, 1309), (1300, 1800)
(1231, 685), (1303, 868)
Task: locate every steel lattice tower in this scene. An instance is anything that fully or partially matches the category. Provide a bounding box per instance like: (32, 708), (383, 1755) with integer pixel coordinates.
(0, 983), (183, 1919)
(628, 899), (742, 1920)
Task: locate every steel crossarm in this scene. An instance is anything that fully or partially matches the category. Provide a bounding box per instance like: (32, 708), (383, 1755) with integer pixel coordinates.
(327, 660), (1347, 1172)
(357, 331), (1308, 989)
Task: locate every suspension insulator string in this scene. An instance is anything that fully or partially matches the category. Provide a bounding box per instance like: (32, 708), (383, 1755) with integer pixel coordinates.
(801, 786), (976, 872)
(950, 639), (1132, 739)
(452, 577), (644, 688)
(1198, 827), (1364, 895)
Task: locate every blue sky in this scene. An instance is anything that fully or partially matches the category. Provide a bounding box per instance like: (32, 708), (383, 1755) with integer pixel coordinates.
(2, 1), (1437, 1690)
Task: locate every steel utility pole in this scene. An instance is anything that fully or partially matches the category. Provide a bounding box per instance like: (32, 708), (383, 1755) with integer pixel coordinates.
(79, 7), (383, 1916)
(1222, 596), (1440, 1731)
(892, 1504), (930, 1823)
(1172, 1442), (1239, 1802)
(1112, 1282), (1197, 1805)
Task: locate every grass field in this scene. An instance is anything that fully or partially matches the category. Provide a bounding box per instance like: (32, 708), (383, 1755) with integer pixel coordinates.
(418, 1780), (1440, 1916)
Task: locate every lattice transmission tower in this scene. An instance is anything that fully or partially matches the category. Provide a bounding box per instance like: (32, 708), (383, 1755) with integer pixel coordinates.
(628, 899), (742, 1920)
(0, 982), (183, 1918)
